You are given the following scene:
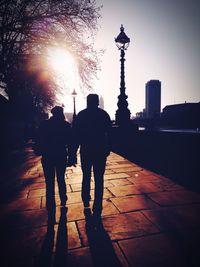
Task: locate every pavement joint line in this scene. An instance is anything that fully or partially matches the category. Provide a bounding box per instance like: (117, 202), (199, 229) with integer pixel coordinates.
(105, 187), (116, 198)
(109, 199), (122, 214)
(140, 210), (164, 231)
(117, 241), (132, 266)
(74, 219), (84, 247)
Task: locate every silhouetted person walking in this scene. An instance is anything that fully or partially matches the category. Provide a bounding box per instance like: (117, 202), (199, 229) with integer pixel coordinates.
(37, 106), (72, 223)
(73, 94), (111, 223)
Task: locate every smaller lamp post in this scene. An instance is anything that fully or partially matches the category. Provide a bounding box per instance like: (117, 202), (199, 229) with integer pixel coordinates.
(115, 24), (131, 126)
(71, 89), (77, 121)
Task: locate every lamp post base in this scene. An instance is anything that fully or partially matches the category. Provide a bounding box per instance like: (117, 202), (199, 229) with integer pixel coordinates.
(115, 108), (131, 127)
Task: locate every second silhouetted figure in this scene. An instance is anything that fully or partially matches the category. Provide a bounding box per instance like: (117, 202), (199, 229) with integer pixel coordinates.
(72, 94), (112, 223)
(37, 106), (73, 223)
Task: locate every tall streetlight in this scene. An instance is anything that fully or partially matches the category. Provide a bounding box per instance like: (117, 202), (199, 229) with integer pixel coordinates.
(115, 25), (131, 126)
(71, 89), (77, 121)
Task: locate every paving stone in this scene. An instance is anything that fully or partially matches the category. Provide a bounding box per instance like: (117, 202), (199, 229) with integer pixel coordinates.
(15, 189), (29, 199)
(71, 181), (114, 192)
(142, 204), (200, 230)
(66, 199), (119, 222)
(77, 212), (159, 244)
(28, 182), (46, 190)
(134, 182), (164, 193)
(65, 203), (85, 221)
(54, 221), (81, 250)
(71, 182), (94, 192)
(1, 209), (48, 228)
(109, 178), (132, 187)
(112, 242), (129, 267)
(66, 176), (83, 184)
(113, 166), (143, 173)
(111, 195), (159, 212)
(108, 185), (141, 197)
(1, 197), (41, 213)
(104, 169), (115, 174)
(69, 230), (127, 267)
(153, 181), (186, 192)
(101, 199), (120, 216)
(127, 174), (160, 183)
(67, 222), (82, 249)
(67, 191), (82, 204)
(117, 160), (139, 166)
(66, 169), (73, 174)
(66, 188), (114, 205)
(41, 195), (61, 209)
(119, 233), (188, 267)
(104, 173), (130, 180)
(106, 163), (137, 169)
(104, 180), (115, 188)
(28, 188), (46, 198)
(147, 190), (200, 206)
(68, 247), (93, 267)
(41, 187), (110, 209)
(27, 185), (70, 199)
(140, 169), (158, 176)
(22, 173), (40, 179)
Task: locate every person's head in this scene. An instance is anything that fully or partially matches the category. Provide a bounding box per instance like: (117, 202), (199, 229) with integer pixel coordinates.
(87, 94), (99, 109)
(51, 106), (65, 120)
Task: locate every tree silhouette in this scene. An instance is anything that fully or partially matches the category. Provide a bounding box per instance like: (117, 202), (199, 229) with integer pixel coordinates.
(0, 0), (101, 117)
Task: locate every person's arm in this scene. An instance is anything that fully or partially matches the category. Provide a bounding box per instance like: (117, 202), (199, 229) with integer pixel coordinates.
(105, 112), (112, 156)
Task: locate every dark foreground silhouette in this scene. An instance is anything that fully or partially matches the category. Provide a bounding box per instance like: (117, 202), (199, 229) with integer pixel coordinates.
(112, 128), (200, 192)
(84, 209), (122, 267)
(37, 207), (68, 267)
(72, 94), (112, 219)
(36, 106), (74, 217)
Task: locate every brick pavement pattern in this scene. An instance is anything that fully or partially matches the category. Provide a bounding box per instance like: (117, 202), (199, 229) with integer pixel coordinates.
(1, 147), (200, 266)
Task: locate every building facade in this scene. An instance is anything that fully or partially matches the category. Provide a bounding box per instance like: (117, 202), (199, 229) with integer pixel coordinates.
(162, 102), (200, 128)
(145, 80), (161, 118)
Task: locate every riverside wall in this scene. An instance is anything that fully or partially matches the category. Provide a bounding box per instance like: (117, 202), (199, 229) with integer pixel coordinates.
(111, 126), (200, 191)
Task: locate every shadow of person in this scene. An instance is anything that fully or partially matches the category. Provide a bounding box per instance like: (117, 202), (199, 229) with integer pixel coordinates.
(37, 216), (55, 267)
(84, 209), (122, 267)
(54, 207), (68, 267)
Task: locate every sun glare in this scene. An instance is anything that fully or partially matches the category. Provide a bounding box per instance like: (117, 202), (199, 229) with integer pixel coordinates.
(46, 47), (83, 111)
(48, 48), (76, 74)
(47, 47), (79, 93)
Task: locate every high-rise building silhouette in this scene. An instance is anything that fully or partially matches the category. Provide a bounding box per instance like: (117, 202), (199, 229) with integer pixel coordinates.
(145, 80), (161, 118)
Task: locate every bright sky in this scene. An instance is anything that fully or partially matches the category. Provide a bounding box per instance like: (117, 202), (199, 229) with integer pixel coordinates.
(92, 0), (200, 119)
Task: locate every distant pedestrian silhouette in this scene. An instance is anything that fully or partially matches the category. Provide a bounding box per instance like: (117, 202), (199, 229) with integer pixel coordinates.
(72, 94), (112, 222)
(37, 106), (73, 223)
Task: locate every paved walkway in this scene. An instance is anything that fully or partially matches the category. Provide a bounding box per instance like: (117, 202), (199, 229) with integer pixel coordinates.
(1, 146), (200, 267)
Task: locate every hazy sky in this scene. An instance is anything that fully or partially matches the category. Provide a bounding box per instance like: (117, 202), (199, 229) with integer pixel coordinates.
(93, 0), (200, 119)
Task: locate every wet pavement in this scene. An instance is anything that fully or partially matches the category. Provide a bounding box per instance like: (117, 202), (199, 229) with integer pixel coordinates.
(0, 146), (200, 266)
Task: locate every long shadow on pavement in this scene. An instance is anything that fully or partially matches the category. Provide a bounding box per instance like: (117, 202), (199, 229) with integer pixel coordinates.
(84, 209), (122, 267)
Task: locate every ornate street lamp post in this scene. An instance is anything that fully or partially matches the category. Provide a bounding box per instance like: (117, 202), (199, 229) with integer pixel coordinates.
(115, 25), (131, 126)
(71, 89), (77, 121)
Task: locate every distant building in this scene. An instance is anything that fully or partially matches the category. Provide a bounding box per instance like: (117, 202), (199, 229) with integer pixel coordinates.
(145, 80), (161, 118)
(65, 112), (73, 123)
(162, 102), (200, 128)
(99, 95), (104, 109)
(136, 109), (146, 118)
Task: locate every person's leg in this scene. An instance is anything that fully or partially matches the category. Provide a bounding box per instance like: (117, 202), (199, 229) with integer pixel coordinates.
(80, 151), (92, 207)
(56, 157), (67, 206)
(42, 157), (56, 212)
(92, 155), (107, 217)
